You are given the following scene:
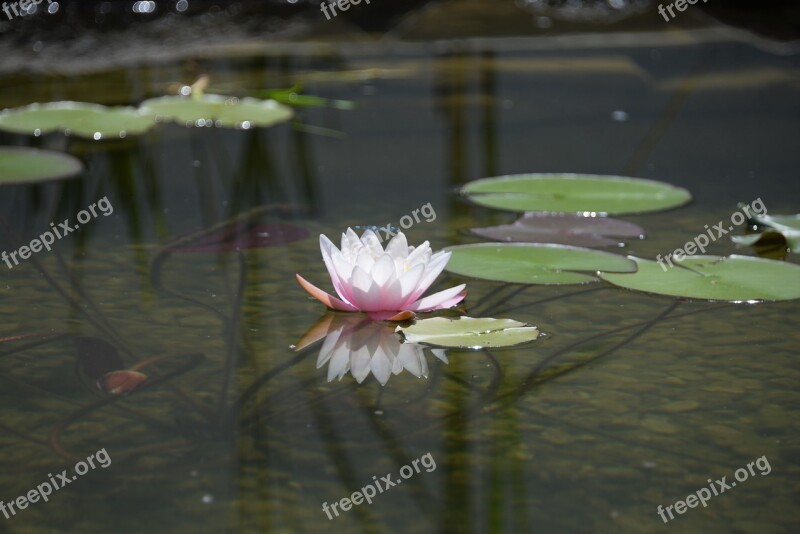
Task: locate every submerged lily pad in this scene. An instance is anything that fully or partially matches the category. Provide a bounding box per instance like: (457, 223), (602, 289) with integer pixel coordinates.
(0, 147), (83, 185)
(139, 94), (294, 129)
(171, 222), (309, 253)
(396, 317), (539, 348)
(0, 102), (156, 139)
(462, 174), (692, 215)
(445, 243), (637, 285)
(76, 337), (124, 382)
(732, 231), (799, 255)
(599, 255), (800, 301)
(471, 212), (645, 248)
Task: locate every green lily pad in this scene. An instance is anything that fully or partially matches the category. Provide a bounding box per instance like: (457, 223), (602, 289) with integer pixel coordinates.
(139, 94), (294, 129)
(396, 317), (539, 348)
(0, 102), (156, 139)
(462, 174), (692, 215)
(0, 147), (83, 185)
(444, 243), (637, 285)
(599, 255), (800, 301)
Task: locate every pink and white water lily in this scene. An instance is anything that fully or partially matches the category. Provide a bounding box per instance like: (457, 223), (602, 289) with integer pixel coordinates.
(296, 228), (466, 318)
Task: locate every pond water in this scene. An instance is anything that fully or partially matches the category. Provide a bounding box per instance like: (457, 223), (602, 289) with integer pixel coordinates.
(0, 2), (798, 533)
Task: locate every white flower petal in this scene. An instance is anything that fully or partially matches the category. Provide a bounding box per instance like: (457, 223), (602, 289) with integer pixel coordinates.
(360, 230), (384, 258)
(350, 266), (382, 310)
(406, 283), (466, 312)
(356, 249), (376, 274)
(385, 232), (408, 260)
(380, 276), (406, 310)
(371, 254), (396, 288)
(406, 241), (431, 268)
(397, 263), (425, 305)
(405, 251), (451, 303)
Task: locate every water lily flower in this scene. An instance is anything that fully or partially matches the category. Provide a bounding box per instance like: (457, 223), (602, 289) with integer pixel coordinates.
(296, 228), (466, 317)
(295, 313), (448, 386)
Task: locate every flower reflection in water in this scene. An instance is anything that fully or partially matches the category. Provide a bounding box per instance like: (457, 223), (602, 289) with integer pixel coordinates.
(295, 313), (448, 386)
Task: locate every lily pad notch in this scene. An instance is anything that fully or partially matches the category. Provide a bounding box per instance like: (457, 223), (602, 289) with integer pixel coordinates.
(599, 255), (800, 302)
(444, 243), (637, 285)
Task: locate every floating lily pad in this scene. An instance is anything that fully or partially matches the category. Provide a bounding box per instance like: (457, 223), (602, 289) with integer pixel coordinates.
(462, 174), (692, 215)
(471, 212), (645, 248)
(747, 212), (800, 232)
(733, 211), (800, 253)
(599, 255), (800, 301)
(0, 102), (156, 139)
(254, 87), (356, 110)
(396, 317), (539, 348)
(444, 243), (637, 285)
(0, 147), (83, 185)
(139, 94), (294, 129)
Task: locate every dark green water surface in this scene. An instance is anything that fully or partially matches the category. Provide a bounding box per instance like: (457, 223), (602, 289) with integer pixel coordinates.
(0, 21), (798, 534)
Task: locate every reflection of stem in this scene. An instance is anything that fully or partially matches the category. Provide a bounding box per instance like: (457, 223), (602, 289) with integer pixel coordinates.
(469, 283), (513, 316)
(0, 333), (68, 359)
(374, 303), (727, 447)
(48, 248), (210, 419)
(491, 286), (610, 317)
(0, 219), (210, 420)
(306, 388), (378, 529)
(49, 353), (205, 462)
(52, 250), (132, 354)
(149, 204), (304, 323)
(218, 252), (246, 421)
(225, 345), (315, 429)
(511, 301), (683, 399)
(0, 422), (48, 449)
(355, 385), (437, 520)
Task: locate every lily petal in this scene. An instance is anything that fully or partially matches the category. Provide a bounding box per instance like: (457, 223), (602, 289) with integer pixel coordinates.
(406, 284), (467, 312)
(296, 274), (359, 312)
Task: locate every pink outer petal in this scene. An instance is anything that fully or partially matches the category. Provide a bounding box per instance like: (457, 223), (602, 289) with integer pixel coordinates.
(406, 284), (467, 312)
(296, 274), (359, 312)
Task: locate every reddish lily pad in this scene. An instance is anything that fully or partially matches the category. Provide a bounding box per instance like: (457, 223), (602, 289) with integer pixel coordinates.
(471, 213), (645, 248)
(97, 370), (148, 396)
(172, 222), (309, 253)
